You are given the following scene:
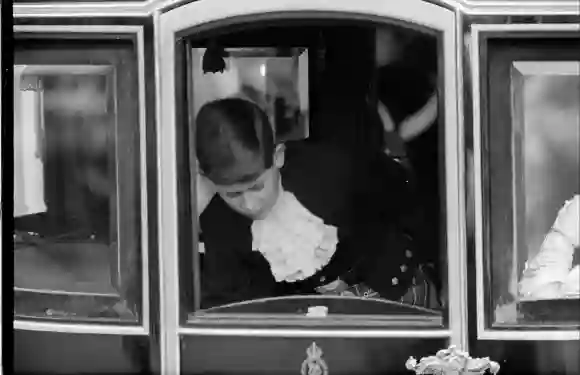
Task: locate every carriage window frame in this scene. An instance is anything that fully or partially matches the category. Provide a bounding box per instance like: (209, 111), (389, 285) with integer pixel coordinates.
(12, 31), (150, 333)
(473, 28), (580, 340)
(181, 24), (446, 327)
(166, 10), (462, 333)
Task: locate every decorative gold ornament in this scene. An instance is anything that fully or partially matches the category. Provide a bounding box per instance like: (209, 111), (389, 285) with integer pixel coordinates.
(406, 345), (500, 375)
(301, 342), (329, 375)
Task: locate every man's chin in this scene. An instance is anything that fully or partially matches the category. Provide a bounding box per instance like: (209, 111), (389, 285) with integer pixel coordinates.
(232, 203), (275, 220)
(247, 211), (268, 220)
(241, 207), (275, 220)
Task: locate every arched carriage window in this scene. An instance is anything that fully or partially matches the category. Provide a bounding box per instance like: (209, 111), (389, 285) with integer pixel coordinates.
(180, 20), (445, 321)
(158, 0), (463, 336)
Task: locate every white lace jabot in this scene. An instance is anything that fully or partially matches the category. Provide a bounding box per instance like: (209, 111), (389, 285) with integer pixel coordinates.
(251, 189), (339, 283)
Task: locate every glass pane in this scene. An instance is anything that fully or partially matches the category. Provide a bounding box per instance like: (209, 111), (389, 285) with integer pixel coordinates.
(13, 42), (143, 323)
(494, 60), (580, 326)
(181, 21), (446, 325)
(191, 47), (309, 143)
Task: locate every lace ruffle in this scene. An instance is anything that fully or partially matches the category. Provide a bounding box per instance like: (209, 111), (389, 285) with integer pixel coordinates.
(251, 189), (338, 283)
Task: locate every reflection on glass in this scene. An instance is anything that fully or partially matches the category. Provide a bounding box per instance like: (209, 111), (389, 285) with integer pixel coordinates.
(494, 61), (580, 325)
(13, 65), (139, 322)
(191, 47), (309, 142)
(188, 23), (444, 321)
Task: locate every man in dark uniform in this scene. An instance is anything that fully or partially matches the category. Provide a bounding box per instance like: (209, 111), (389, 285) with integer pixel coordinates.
(195, 98), (438, 309)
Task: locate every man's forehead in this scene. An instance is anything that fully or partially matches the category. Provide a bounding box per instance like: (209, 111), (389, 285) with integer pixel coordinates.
(215, 171), (266, 193)
(211, 161), (267, 190)
(205, 148), (265, 186)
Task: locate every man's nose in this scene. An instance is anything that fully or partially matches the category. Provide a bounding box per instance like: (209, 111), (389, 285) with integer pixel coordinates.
(241, 193), (260, 211)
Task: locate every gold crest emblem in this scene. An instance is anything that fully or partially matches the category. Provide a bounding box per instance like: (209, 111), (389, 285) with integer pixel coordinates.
(301, 342), (329, 375)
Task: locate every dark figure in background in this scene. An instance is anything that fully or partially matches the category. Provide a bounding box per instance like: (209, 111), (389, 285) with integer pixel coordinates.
(195, 98), (440, 309)
(309, 27), (384, 157)
(374, 29), (442, 292)
(308, 27), (442, 296)
(375, 31), (438, 181)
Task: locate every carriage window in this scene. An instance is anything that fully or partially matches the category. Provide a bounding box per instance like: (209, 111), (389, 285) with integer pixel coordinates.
(485, 38), (580, 327)
(183, 21), (445, 325)
(13, 41), (144, 323)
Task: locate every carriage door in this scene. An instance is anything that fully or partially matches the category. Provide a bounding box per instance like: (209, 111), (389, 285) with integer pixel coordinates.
(157, 0), (466, 373)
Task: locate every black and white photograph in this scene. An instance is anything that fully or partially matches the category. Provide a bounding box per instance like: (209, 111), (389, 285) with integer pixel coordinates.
(5, 0), (579, 374)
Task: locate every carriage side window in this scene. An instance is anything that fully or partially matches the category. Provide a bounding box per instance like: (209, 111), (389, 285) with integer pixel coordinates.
(181, 21), (446, 325)
(13, 41), (144, 323)
(484, 38), (580, 327)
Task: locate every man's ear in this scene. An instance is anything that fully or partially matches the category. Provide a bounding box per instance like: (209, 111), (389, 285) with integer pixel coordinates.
(273, 144), (285, 169)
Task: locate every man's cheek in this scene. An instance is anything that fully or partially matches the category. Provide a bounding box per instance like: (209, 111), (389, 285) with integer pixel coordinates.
(222, 196), (241, 210)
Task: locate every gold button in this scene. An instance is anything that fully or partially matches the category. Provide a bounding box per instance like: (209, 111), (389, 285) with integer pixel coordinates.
(392, 277), (399, 285)
(400, 264), (408, 272)
(405, 250), (413, 258)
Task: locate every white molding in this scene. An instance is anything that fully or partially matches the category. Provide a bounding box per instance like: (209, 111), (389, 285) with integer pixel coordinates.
(12, 0), (580, 18)
(177, 327), (453, 338)
(478, 330), (580, 341)
(472, 23), (580, 33)
(153, 9), (181, 375)
(471, 23), (580, 341)
(12, 24), (150, 335)
(15, 65), (113, 75)
(14, 287), (118, 297)
(449, 7), (469, 352)
(462, 0), (580, 15)
(513, 61), (580, 76)
(135, 19), (152, 336)
(13, 2), (150, 17)
(13, 24), (144, 33)
(471, 20), (487, 344)
(159, 0), (455, 32)
(14, 320), (149, 335)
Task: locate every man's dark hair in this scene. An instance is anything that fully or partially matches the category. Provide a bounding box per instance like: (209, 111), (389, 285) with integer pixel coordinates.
(195, 98), (275, 185)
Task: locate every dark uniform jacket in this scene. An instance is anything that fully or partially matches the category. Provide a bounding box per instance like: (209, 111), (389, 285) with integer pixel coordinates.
(199, 140), (426, 309)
